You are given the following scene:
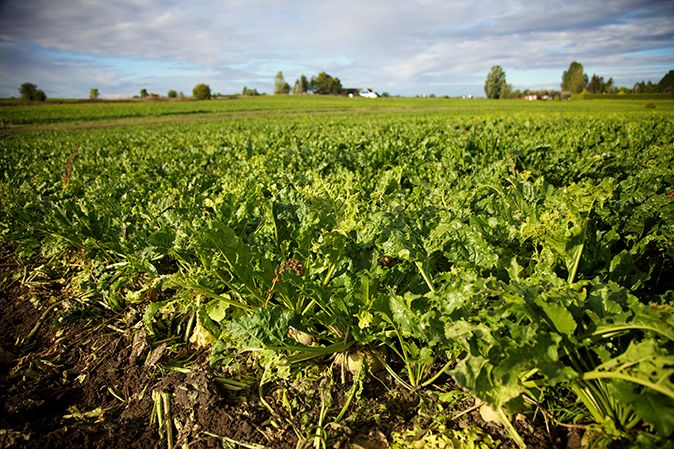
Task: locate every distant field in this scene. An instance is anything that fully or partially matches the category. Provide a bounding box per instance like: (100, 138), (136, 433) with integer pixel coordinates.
(1, 97), (673, 449)
(2, 95), (674, 131)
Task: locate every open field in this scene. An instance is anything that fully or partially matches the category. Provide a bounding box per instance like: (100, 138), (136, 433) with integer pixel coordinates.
(3, 96), (674, 131)
(1, 97), (674, 449)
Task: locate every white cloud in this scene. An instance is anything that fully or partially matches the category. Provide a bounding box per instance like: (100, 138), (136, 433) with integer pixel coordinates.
(0, 0), (672, 97)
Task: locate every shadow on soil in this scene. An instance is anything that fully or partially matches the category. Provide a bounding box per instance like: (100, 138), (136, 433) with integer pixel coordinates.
(0, 249), (564, 449)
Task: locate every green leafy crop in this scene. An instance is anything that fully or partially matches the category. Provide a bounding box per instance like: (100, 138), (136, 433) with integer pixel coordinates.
(2, 98), (673, 447)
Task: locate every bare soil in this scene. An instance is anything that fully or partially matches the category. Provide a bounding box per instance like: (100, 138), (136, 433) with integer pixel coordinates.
(0, 249), (566, 449)
(0, 258), (280, 448)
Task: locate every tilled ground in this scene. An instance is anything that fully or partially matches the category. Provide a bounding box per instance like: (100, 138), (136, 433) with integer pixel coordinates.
(0, 266), (285, 449)
(0, 250), (565, 449)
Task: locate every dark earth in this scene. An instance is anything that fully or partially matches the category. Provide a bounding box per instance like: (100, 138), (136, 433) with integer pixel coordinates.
(1, 248), (570, 449)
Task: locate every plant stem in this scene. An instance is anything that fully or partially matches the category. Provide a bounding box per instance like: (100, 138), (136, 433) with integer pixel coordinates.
(415, 261), (436, 293)
(495, 406), (526, 449)
(334, 366), (364, 423)
(322, 263), (337, 288)
(202, 432), (270, 449)
(421, 359), (453, 387)
(19, 299), (62, 345)
(162, 392), (174, 449)
(591, 323), (674, 342)
(568, 198), (595, 284)
(582, 371), (674, 401)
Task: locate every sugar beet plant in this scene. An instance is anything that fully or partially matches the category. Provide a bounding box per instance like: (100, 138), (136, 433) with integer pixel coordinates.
(2, 108), (674, 447)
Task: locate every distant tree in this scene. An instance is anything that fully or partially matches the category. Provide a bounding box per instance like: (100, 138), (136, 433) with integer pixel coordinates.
(19, 82), (37, 100)
(645, 80), (658, 93)
(587, 74), (604, 94)
(502, 82), (513, 99)
(310, 72), (342, 95)
(274, 71), (291, 94)
(192, 83), (212, 100)
(19, 82), (47, 102)
(242, 86), (260, 96)
(140, 88), (148, 98)
(89, 88), (99, 100)
(484, 65), (509, 99)
(604, 77), (615, 93)
(292, 75), (309, 94)
(633, 81), (645, 94)
(658, 70), (674, 93)
(167, 89), (177, 98)
(561, 61), (588, 93)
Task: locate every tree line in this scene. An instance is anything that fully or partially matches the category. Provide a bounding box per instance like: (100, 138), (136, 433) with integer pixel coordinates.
(562, 62), (673, 94)
(274, 71), (343, 95)
(15, 63), (672, 102)
(18, 82), (47, 101)
(485, 62), (674, 99)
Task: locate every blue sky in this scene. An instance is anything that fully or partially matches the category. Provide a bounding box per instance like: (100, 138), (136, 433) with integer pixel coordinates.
(0, 0), (673, 98)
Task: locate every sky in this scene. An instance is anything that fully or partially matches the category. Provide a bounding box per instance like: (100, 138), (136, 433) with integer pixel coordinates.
(0, 0), (673, 98)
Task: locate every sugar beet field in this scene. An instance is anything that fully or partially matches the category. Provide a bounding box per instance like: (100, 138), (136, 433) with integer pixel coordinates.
(1, 97), (674, 449)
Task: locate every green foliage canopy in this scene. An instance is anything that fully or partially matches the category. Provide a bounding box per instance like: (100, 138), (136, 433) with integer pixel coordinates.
(192, 83), (212, 100)
(274, 71), (290, 95)
(242, 86), (260, 96)
(587, 74), (614, 94)
(293, 75), (309, 94)
(310, 72), (342, 95)
(19, 82), (47, 102)
(484, 66), (509, 99)
(658, 70), (674, 93)
(561, 61), (588, 93)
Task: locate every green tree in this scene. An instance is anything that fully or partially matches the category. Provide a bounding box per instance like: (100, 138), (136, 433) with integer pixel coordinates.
(19, 82), (47, 102)
(645, 80), (658, 93)
(587, 74), (604, 94)
(604, 77), (614, 94)
(658, 70), (674, 93)
(242, 86), (260, 96)
(633, 81), (645, 94)
(484, 65), (509, 99)
(293, 75), (309, 94)
(502, 82), (513, 98)
(19, 82), (37, 101)
(561, 61), (588, 93)
(274, 71), (290, 94)
(310, 72), (342, 95)
(167, 89), (177, 98)
(89, 88), (99, 100)
(192, 83), (212, 100)
(140, 88), (148, 98)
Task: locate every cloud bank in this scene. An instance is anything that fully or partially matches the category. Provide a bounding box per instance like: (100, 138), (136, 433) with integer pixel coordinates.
(1, 0), (673, 97)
